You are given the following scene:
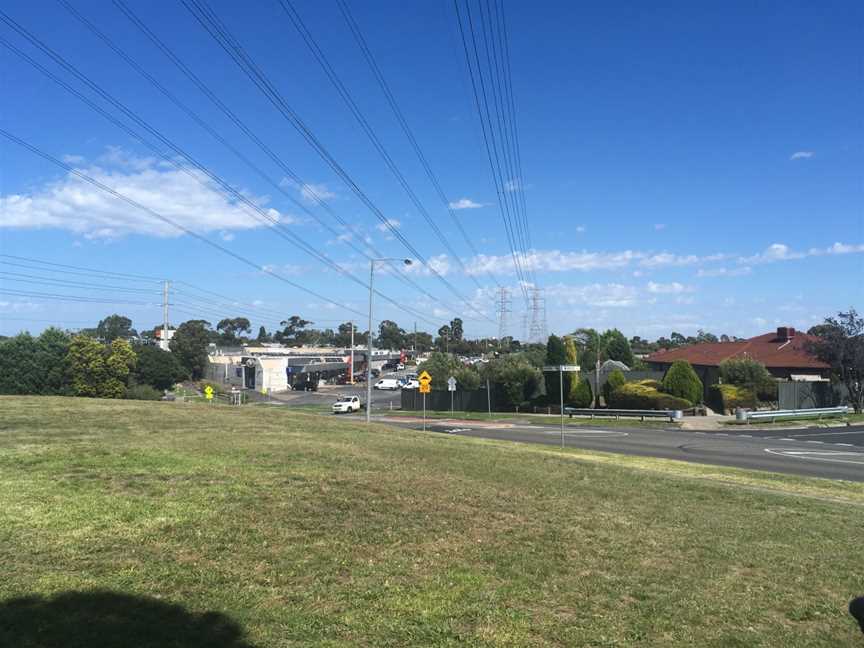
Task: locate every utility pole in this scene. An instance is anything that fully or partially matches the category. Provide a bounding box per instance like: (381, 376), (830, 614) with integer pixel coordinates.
(162, 280), (170, 351)
(349, 321), (354, 385)
(413, 321), (417, 354)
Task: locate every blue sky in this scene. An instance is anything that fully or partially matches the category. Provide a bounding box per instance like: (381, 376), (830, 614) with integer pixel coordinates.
(1, 0), (862, 340)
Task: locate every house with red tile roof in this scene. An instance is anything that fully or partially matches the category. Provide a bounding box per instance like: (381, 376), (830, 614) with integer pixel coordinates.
(646, 327), (830, 394)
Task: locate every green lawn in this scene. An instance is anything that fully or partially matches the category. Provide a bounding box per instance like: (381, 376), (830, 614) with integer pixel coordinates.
(1, 396), (862, 647)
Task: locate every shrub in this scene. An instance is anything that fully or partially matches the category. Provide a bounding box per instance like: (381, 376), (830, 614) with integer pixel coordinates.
(662, 360), (703, 404)
(569, 377), (593, 408)
(707, 384), (757, 414)
(608, 382), (692, 410)
(719, 357), (777, 402)
(126, 383), (163, 401)
(602, 369), (626, 405)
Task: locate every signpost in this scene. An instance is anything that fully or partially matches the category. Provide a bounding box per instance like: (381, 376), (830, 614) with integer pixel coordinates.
(543, 365), (580, 448)
(447, 376), (457, 414)
(204, 384), (214, 404)
(418, 370), (432, 431)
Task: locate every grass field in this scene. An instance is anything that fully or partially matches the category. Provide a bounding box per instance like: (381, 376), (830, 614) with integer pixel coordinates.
(1, 396), (862, 646)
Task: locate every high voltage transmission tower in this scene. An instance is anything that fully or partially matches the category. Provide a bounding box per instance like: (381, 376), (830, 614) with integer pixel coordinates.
(528, 286), (547, 343)
(495, 286), (511, 339)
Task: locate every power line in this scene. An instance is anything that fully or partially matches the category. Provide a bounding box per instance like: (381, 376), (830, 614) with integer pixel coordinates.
(0, 17), (442, 329)
(279, 0), (492, 297)
(64, 0), (456, 322)
(179, 0), (495, 325)
(337, 0), (501, 290)
(453, 0), (530, 301)
(0, 128), (366, 318)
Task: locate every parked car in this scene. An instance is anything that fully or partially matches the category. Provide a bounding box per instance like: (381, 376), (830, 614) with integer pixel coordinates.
(401, 379), (420, 389)
(374, 378), (401, 390)
(332, 395), (362, 414)
(396, 362), (405, 371)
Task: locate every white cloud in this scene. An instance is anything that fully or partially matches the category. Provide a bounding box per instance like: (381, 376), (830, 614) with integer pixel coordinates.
(278, 178), (337, 204)
(575, 225), (586, 233)
(546, 283), (640, 308)
(1, 150), (287, 239)
(646, 281), (692, 294)
(790, 151), (814, 160)
(404, 253), (451, 277)
(740, 242), (864, 265)
(449, 198), (485, 210)
(220, 231), (235, 242)
(653, 223), (667, 230)
(375, 218), (401, 233)
(696, 266), (752, 278)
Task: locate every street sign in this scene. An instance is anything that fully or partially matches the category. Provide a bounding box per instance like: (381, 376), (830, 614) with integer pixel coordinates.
(418, 370), (432, 384)
(447, 376), (457, 392)
(204, 385), (214, 400)
(419, 383), (431, 394)
(543, 365), (580, 372)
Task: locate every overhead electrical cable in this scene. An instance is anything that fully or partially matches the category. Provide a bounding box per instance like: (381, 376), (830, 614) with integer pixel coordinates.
(179, 0), (495, 325)
(453, 0), (530, 300)
(0, 128), (366, 318)
(278, 0), (491, 297)
(336, 0), (501, 291)
(0, 19), (441, 328)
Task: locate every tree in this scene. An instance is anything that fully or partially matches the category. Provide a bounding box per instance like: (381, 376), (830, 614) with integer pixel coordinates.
(275, 316), (312, 346)
(544, 335), (567, 402)
(256, 326), (270, 343)
(662, 360), (703, 405)
(134, 345), (188, 391)
(420, 352), (480, 391)
(66, 337), (136, 398)
(719, 357), (776, 401)
(483, 354), (543, 407)
(436, 325), (451, 352)
(104, 339), (137, 398)
(571, 377), (593, 408)
(67, 336), (109, 397)
(413, 331), (433, 352)
(170, 320), (212, 379)
(604, 329), (634, 367)
(95, 314), (136, 342)
(377, 320), (406, 350)
(216, 317), (251, 345)
(449, 318), (464, 342)
(0, 329), (74, 395)
(563, 336), (580, 401)
(807, 309), (864, 413)
(603, 368), (627, 405)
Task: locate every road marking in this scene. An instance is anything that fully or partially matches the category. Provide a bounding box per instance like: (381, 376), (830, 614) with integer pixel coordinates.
(805, 440), (824, 444)
(790, 430), (864, 438)
(740, 434), (752, 438)
(765, 448), (864, 466)
(779, 438), (794, 442)
(715, 433), (728, 436)
(837, 443), (854, 447)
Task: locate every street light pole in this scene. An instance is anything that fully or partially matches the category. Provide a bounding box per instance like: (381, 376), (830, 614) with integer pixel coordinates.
(366, 258), (412, 423)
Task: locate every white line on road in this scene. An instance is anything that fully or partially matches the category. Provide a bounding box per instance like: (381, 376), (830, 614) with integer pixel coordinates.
(765, 448), (864, 466)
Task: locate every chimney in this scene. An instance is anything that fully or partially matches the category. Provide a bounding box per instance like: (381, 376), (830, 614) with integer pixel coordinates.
(776, 326), (796, 341)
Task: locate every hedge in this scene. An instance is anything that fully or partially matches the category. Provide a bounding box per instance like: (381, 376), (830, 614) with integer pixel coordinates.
(607, 381), (692, 410)
(602, 369), (626, 405)
(707, 384), (757, 414)
(662, 360), (703, 404)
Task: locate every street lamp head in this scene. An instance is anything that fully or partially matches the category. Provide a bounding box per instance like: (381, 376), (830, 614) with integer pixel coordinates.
(403, 258), (413, 266)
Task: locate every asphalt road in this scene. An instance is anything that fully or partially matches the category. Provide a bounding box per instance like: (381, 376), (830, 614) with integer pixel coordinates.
(375, 416), (864, 482)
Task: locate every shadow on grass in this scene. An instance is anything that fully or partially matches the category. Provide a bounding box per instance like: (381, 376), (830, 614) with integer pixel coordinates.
(0, 590), (256, 648)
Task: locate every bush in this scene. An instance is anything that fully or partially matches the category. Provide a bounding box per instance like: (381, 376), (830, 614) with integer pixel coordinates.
(134, 345), (188, 391)
(719, 358), (777, 403)
(602, 369), (626, 405)
(126, 383), (163, 401)
(707, 384), (757, 414)
(608, 382), (692, 410)
(569, 377), (593, 408)
(662, 361), (703, 404)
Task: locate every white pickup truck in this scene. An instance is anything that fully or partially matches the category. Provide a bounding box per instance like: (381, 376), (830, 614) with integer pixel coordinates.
(332, 395), (361, 414)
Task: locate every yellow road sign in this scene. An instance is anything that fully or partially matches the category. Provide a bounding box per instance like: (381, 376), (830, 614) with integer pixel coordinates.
(419, 383), (431, 394)
(418, 370), (432, 384)
(204, 385), (214, 400)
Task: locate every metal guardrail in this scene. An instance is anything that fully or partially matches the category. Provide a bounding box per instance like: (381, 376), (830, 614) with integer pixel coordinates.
(564, 407), (681, 423)
(740, 406), (849, 424)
